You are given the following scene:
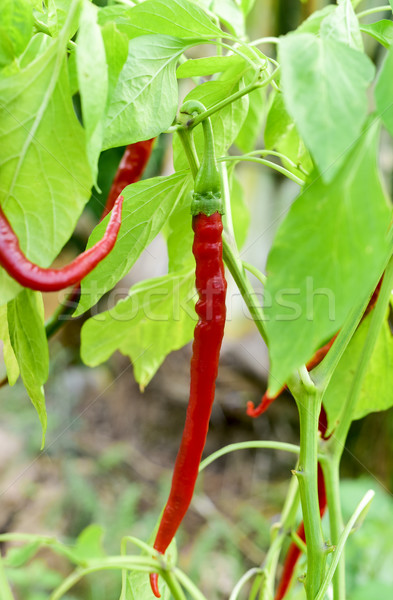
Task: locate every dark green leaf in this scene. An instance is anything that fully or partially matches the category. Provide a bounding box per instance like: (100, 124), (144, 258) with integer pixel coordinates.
(323, 313), (393, 434)
(375, 45), (393, 138)
(7, 291), (49, 444)
(320, 0), (363, 51)
(360, 20), (393, 48)
(76, 1), (107, 184)
(112, 0), (222, 40)
(279, 33), (374, 181)
(0, 0), (34, 68)
(81, 269), (196, 388)
(104, 35), (188, 149)
(76, 172), (191, 316)
(264, 124), (391, 394)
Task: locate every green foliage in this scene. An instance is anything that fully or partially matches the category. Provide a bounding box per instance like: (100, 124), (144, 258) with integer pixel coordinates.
(375, 43), (393, 138)
(0, 0), (34, 68)
(264, 124), (391, 393)
(360, 20), (393, 48)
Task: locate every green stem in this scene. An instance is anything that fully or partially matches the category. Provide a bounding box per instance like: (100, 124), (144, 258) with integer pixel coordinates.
(218, 156), (305, 185)
(33, 17), (77, 51)
(173, 568), (209, 600)
(295, 388), (326, 599)
(229, 568), (264, 600)
(320, 456), (345, 600)
(357, 4), (392, 18)
(222, 237), (268, 343)
(242, 261), (267, 286)
(199, 441), (300, 472)
(250, 36), (280, 46)
(177, 128), (199, 178)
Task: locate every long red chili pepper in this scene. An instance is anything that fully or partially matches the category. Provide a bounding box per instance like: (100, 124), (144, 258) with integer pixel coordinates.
(101, 139), (155, 219)
(275, 463), (327, 600)
(0, 194), (123, 292)
(150, 103), (226, 598)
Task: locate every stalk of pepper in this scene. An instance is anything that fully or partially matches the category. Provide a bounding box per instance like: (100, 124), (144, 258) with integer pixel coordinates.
(275, 463), (327, 600)
(0, 194), (123, 292)
(149, 103), (226, 598)
(101, 139), (155, 219)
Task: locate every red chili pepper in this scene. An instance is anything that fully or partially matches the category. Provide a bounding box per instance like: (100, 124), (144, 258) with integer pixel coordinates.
(0, 194), (123, 292)
(275, 463), (327, 600)
(150, 102), (226, 598)
(101, 139), (155, 219)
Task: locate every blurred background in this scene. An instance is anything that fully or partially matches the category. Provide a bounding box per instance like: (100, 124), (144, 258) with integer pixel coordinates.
(1, 0), (393, 599)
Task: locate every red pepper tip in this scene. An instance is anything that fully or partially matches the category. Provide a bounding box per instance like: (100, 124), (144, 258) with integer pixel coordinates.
(150, 572), (161, 598)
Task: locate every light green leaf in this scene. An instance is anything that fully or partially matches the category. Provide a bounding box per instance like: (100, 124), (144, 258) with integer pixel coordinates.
(320, 0), (363, 51)
(101, 22), (129, 106)
(360, 20), (393, 48)
(173, 61), (249, 170)
(279, 33), (375, 182)
(7, 290), (49, 445)
(46, 0), (80, 37)
(235, 78), (266, 153)
(76, 2), (107, 185)
(73, 525), (106, 561)
(375, 44), (393, 139)
(0, 305), (19, 385)
(104, 35), (188, 149)
(19, 32), (52, 68)
(297, 5), (335, 34)
(198, 0), (246, 38)
(76, 172), (191, 316)
(264, 123), (391, 394)
(5, 541), (41, 568)
(165, 179), (194, 272)
(177, 55), (242, 78)
(229, 169), (250, 250)
(0, 0), (34, 68)
(81, 269), (196, 388)
(240, 0), (255, 16)
(113, 0), (222, 40)
(0, 32), (92, 305)
(323, 313), (393, 434)
(264, 91), (313, 176)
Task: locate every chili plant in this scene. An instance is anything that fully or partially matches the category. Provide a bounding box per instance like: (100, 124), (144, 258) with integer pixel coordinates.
(1, 0), (393, 599)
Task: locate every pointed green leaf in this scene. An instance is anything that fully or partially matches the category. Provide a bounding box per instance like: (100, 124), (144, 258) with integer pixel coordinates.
(5, 541), (41, 568)
(0, 34), (92, 305)
(297, 5), (335, 34)
(360, 20), (393, 49)
(375, 44), (393, 139)
(320, 0), (363, 51)
(264, 124), (391, 394)
(101, 22), (129, 106)
(279, 33), (374, 181)
(76, 172), (191, 316)
(0, 305), (19, 385)
(113, 0), (222, 40)
(81, 269), (196, 388)
(198, 0), (246, 38)
(104, 35), (188, 149)
(7, 290), (49, 444)
(73, 525), (106, 561)
(76, 1), (107, 184)
(177, 55), (242, 78)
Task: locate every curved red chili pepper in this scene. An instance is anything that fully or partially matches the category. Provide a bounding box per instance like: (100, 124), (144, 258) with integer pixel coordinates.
(0, 194), (123, 292)
(101, 139), (155, 219)
(275, 463), (327, 600)
(150, 212), (227, 597)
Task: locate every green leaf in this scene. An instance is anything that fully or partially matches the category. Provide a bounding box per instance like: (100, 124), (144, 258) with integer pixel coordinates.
(0, 0), (34, 68)
(264, 91), (313, 176)
(101, 22), (129, 106)
(7, 291), (49, 445)
(81, 269), (196, 389)
(0, 305), (19, 385)
(165, 179), (194, 272)
(73, 525), (106, 562)
(76, 2), (107, 185)
(112, 0), (222, 40)
(240, 0), (255, 16)
(177, 55), (242, 78)
(264, 123), (391, 394)
(375, 45), (393, 139)
(360, 20), (393, 48)
(320, 0), (363, 51)
(235, 65), (266, 153)
(46, 0), (80, 37)
(323, 313), (393, 434)
(229, 169), (250, 250)
(76, 172), (191, 316)
(5, 541), (41, 568)
(0, 32), (92, 305)
(297, 5), (335, 34)
(198, 0), (246, 38)
(279, 33), (375, 182)
(173, 61), (249, 170)
(104, 35), (188, 149)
